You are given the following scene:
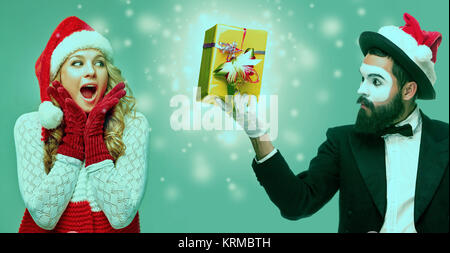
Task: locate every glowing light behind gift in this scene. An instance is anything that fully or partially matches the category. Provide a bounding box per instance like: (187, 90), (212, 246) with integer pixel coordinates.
(132, 1), (341, 196)
(168, 8), (279, 142)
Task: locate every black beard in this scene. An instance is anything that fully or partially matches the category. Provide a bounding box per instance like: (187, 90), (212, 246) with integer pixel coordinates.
(354, 92), (405, 135)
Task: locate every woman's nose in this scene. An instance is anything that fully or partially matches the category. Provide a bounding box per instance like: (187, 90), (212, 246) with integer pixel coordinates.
(83, 62), (96, 78)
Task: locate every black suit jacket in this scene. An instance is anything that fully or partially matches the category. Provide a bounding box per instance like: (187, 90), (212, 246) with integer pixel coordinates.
(252, 111), (449, 233)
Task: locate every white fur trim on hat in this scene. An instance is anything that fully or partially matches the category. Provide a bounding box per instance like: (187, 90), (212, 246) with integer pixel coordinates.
(39, 101), (63, 129)
(378, 26), (436, 85)
(50, 30), (113, 80)
(415, 45), (432, 62)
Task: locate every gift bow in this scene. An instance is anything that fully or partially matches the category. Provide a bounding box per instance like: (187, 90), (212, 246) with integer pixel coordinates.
(214, 48), (261, 87)
(216, 41), (243, 61)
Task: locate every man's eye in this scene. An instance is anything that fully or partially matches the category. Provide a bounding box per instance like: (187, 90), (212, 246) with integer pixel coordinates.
(372, 79), (382, 86)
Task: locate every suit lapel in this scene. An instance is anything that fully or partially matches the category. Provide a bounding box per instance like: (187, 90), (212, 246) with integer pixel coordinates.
(349, 132), (387, 218)
(414, 112), (449, 223)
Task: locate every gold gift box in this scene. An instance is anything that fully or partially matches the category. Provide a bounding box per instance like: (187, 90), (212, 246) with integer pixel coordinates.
(197, 24), (268, 104)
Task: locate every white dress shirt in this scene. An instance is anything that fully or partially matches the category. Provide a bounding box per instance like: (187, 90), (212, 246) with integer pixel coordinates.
(380, 106), (422, 233)
(255, 106), (423, 233)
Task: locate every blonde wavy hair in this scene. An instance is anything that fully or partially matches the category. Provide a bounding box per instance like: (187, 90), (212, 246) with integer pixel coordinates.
(43, 60), (136, 174)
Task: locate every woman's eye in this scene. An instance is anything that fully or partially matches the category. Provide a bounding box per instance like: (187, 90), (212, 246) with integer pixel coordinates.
(95, 61), (105, 67)
(71, 61), (82, 66)
(361, 76), (365, 82)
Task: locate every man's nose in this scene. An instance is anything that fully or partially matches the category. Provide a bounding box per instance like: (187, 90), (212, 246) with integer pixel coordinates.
(357, 82), (369, 96)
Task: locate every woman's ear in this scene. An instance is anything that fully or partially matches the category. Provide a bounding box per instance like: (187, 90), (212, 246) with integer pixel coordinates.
(402, 81), (417, 101)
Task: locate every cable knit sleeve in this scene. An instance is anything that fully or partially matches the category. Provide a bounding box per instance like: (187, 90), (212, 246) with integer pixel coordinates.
(85, 112), (149, 229)
(14, 112), (82, 230)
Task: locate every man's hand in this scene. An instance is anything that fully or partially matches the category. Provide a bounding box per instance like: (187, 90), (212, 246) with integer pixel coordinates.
(215, 93), (267, 138)
(215, 93), (274, 160)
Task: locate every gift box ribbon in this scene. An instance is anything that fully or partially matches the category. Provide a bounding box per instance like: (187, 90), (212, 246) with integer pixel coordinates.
(203, 27), (265, 93)
(203, 42), (266, 55)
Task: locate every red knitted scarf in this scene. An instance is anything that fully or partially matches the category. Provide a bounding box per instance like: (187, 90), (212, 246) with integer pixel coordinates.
(18, 201), (140, 233)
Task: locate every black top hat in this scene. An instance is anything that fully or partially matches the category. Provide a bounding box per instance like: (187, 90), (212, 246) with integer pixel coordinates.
(358, 13), (442, 100)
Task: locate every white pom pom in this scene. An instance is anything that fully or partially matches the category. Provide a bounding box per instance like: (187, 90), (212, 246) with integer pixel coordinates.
(415, 45), (432, 62)
(39, 101), (63, 129)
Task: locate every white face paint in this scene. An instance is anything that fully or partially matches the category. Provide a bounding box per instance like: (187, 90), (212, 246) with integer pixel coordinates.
(358, 63), (394, 103)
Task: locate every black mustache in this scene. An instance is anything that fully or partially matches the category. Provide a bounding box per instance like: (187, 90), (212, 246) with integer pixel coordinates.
(356, 96), (374, 110)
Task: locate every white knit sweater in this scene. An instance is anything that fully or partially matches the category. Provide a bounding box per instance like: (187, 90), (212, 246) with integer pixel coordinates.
(14, 111), (150, 230)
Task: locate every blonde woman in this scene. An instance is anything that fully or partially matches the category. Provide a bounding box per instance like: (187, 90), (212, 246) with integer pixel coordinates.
(15, 16), (149, 233)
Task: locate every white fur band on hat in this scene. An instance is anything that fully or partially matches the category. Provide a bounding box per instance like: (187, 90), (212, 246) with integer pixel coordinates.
(50, 30), (113, 79)
(378, 26), (436, 86)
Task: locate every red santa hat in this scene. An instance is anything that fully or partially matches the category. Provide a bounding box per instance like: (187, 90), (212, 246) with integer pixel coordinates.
(359, 13), (442, 100)
(36, 16), (113, 141)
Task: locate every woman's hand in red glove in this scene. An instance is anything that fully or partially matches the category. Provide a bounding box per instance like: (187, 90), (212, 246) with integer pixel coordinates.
(47, 81), (87, 161)
(84, 82), (126, 167)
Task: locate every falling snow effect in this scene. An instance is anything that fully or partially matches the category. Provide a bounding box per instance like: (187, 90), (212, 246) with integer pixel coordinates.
(72, 0), (373, 204)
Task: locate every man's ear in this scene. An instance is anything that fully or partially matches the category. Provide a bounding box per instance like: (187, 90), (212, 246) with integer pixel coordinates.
(402, 81), (417, 101)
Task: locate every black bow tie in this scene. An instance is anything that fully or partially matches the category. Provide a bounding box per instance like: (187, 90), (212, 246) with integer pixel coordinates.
(379, 124), (413, 137)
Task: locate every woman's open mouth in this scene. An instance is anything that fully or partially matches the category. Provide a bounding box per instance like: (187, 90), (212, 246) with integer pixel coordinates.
(80, 83), (98, 102)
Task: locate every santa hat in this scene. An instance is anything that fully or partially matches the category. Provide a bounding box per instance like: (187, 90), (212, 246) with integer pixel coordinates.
(359, 13), (442, 100)
(36, 16), (113, 141)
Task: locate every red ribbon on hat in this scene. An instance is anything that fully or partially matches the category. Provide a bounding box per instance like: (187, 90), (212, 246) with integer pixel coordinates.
(400, 13), (442, 63)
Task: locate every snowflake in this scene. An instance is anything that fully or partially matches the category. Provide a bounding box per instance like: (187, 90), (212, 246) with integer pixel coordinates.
(357, 8), (366, 16)
(334, 69), (343, 78)
(335, 39), (344, 48)
(124, 39), (132, 47)
(174, 4), (182, 12)
(321, 17), (342, 37)
(125, 8), (134, 17)
(290, 109), (299, 118)
(230, 153), (238, 161)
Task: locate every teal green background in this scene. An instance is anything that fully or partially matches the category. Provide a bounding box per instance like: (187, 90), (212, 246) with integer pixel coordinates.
(0, 0), (448, 233)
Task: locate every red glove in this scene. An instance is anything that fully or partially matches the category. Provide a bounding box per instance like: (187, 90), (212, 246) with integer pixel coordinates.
(84, 82), (126, 167)
(47, 81), (87, 161)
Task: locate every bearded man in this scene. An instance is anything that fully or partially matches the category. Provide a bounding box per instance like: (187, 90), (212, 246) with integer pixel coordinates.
(216, 13), (448, 233)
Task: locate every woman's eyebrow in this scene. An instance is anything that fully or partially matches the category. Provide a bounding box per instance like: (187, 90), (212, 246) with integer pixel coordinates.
(69, 54), (84, 60)
(69, 54), (105, 60)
